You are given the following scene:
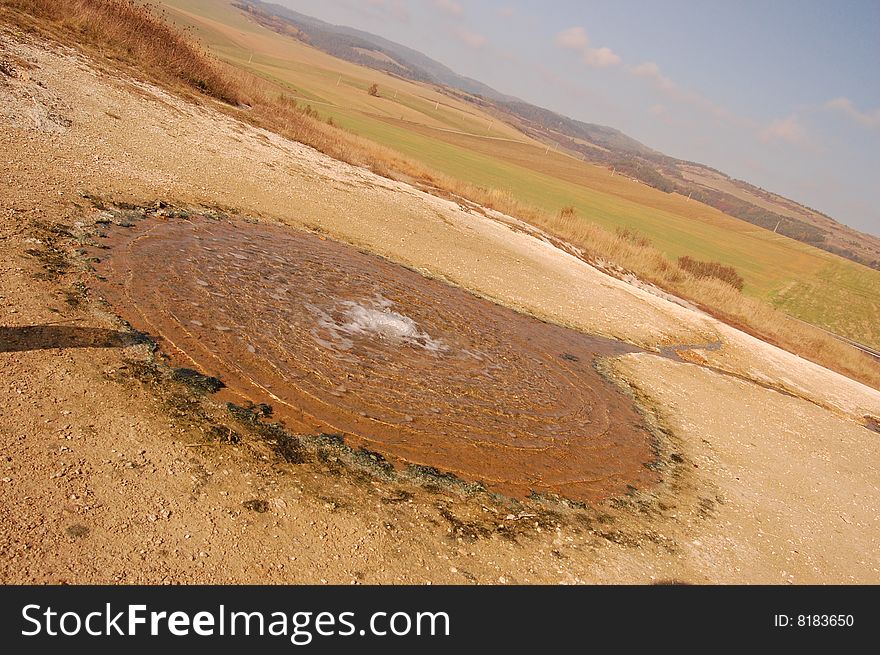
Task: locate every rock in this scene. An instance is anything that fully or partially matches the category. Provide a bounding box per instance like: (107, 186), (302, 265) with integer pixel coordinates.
(243, 499), (270, 513)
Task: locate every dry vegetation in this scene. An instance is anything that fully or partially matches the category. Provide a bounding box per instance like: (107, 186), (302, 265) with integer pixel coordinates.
(2, 0), (241, 102)
(677, 256), (744, 291)
(3, 0), (879, 390)
(545, 206), (880, 387)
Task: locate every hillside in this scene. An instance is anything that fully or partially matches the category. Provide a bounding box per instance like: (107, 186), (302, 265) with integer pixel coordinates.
(232, 0), (514, 102)
(232, 0), (880, 269)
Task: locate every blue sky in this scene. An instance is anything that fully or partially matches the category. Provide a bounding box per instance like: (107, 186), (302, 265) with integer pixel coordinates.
(280, 0), (880, 236)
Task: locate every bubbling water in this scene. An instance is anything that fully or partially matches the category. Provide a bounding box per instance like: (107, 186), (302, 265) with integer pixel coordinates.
(94, 215), (659, 502)
(307, 294), (448, 354)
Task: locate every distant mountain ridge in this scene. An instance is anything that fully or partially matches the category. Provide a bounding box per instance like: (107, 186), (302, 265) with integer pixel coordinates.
(232, 0), (880, 269)
(233, 1), (512, 100)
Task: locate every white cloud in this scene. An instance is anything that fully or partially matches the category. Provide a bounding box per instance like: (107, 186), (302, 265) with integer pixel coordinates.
(760, 115), (808, 145)
(631, 61), (659, 76)
(456, 28), (487, 48)
(555, 26), (589, 50)
(826, 97), (880, 129)
(630, 60), (740, 126)
(432, 0), (464, 18)
(554, 26), (620, 69)
(583, 46), (620, 68)
(630, 61), (674, 92)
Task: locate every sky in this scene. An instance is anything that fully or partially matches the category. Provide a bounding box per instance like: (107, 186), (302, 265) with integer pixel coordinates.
(279, 0), (880, 236)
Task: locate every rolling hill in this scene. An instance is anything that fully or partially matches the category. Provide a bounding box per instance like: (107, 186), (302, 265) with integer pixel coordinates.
(232, 0), (880, 270)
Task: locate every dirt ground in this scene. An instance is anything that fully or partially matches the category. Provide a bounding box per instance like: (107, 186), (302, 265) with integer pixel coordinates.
(2, 27), (879, 584)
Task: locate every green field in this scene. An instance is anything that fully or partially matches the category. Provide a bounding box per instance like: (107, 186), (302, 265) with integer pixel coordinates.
(161, 0), (880, 349)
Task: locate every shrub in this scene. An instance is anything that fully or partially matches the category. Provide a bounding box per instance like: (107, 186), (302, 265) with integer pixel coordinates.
(677, 255), (745, 291)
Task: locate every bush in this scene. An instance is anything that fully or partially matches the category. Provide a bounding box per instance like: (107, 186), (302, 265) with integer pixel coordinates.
(367, 83), (379, 97)
(677, 255), (744, 291)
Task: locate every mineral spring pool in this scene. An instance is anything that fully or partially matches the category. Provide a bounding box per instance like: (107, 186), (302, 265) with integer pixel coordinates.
(93, 214), (658, 502)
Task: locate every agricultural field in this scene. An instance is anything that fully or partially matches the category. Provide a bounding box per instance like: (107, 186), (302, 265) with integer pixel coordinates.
(160, 0), (880, 348)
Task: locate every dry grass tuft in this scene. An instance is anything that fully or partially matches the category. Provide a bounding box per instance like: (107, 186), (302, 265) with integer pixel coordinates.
(2, 0), (242, 103)
(3, 0), (878, 390)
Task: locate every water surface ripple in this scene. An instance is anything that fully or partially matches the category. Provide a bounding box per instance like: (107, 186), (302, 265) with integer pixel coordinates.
(96, 216), (658, 502)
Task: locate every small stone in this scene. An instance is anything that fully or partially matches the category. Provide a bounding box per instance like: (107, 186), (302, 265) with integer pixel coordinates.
(243, 499), (270, 513)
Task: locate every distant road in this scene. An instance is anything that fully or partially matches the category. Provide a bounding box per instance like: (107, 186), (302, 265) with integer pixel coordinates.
(839, 336), (880, 361)
(789, 316), (880, 361)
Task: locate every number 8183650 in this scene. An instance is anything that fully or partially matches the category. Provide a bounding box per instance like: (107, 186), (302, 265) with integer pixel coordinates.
(797, 614), (854, 627)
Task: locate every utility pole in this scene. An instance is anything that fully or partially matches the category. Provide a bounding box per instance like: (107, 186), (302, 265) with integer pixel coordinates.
(773, 220), (781, 233)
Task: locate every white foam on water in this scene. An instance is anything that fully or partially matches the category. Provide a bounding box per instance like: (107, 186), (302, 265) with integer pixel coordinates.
(306, 295), (447, 354)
